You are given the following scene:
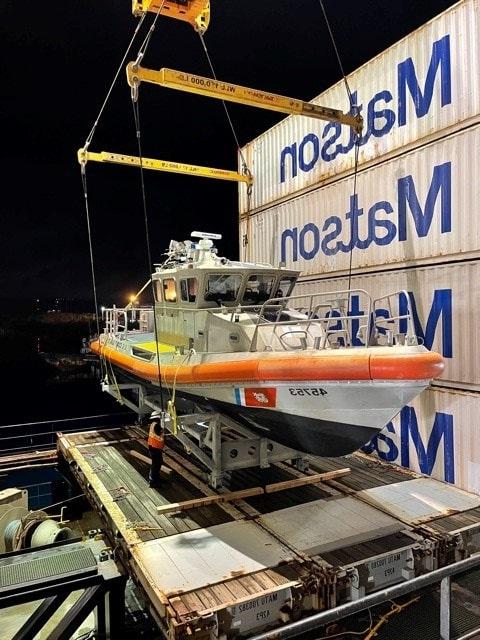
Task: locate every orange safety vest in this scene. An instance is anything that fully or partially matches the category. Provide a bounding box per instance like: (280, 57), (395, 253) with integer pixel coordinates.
(148, 420), (165, 449)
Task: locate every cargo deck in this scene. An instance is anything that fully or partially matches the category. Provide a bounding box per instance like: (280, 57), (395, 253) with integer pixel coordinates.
(58, 426), (480, 638)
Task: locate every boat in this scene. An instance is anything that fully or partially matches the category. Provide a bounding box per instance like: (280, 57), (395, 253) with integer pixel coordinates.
(90, 231), (443, 456)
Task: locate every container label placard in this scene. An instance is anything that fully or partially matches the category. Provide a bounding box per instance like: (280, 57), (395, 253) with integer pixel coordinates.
(227, 588), (292, 633)
(367, 550), (409, 589)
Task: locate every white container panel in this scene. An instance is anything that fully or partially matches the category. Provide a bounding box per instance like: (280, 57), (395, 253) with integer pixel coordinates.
(363, 387), (480, 496)
(239, 124), (480, 275)
(294, 261), (480, 387)
(239, 0), (480, 213)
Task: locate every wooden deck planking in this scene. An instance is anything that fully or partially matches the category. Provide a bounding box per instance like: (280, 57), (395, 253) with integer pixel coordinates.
(98, 445), (191, 536)
(85, 444), (159, 541)
(74, 435), (234, 540)
(98, 444), (232, 536)
(310, 453), (414, 492)
(121, 443), (235, 531)
(61, 425), (477, 636)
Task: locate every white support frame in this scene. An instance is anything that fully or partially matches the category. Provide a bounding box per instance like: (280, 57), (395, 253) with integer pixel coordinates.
(101, 382), (309, 488)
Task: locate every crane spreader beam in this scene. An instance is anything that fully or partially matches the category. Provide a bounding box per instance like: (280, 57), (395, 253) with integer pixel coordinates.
(126, 65), (364, 134)
(77, 149), (252, 184)
(132, 0), (210, 33)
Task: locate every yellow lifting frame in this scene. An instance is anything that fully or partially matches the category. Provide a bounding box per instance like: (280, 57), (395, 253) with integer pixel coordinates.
(126, 64), (364, 134)
(132, 0), (210, 33)
(77, 149), (252, 185)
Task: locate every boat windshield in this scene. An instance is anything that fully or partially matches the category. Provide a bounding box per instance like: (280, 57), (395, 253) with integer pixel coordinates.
(205, 274), (242, 303)
(276, 276), (296, 299)
(242, 274), (275, 305)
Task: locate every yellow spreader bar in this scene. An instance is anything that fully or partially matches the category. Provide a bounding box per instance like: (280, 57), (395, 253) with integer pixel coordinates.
(77, 149), (252, 185)
(132, 0), (210, 33)
(126, 65), (364, 134)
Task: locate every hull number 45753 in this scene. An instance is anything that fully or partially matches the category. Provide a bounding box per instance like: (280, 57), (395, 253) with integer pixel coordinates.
(289, 387), (328, 396)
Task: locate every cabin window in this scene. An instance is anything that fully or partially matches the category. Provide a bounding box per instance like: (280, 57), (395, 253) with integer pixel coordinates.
(242, 275), (275, 305)
(163, 278), (177, 303)
(155, 280), (163, 302)
(180, 278), (198, 303)
(276, 276), (296, 298)
(205, 274), (242, 303)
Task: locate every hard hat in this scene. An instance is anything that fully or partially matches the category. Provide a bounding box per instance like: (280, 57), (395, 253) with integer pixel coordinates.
(150, 410), (161, 418)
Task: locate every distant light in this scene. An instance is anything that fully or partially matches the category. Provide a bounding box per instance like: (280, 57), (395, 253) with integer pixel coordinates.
(101, 306), (106, 313)
(129, 295), (137, 303)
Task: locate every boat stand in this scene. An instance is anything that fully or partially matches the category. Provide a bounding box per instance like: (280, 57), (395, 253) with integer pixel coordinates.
(101, 382), (310, 488)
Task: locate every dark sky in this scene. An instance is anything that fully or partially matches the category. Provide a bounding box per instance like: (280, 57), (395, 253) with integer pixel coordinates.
(0, 0), (458, 307)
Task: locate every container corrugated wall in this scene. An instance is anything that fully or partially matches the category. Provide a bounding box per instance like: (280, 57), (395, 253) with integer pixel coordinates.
(295, 262), (480, 389)
(239, 0), (480, 215)
(364, 387), (480, 495)
(240, 124), (480, 274)
(238, 0), (480, 493)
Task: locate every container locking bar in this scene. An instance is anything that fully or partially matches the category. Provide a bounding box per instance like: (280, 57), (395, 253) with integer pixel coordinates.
(132, 0), (210, 33)
(77, 149), (252, 185)
(126, 65), (364, 134)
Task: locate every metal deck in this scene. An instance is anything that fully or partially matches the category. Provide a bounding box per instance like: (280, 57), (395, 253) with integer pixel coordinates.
(58, 426), (480, 638)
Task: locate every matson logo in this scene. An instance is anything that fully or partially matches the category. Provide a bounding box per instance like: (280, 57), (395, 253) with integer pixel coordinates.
(280, 161), (451, 263)
(363, 405), (455, 484)
(324, 289), (452, 358)
(280, 35), (451, 183)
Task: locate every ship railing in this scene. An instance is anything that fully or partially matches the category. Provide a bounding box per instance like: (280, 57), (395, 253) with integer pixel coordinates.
(248, 290), (372, 352)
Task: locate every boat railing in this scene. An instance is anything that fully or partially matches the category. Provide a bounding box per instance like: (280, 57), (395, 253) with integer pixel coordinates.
(102, 305), (154, 336)
(249, 290), (372, 352)
(372, 290), (419, 346)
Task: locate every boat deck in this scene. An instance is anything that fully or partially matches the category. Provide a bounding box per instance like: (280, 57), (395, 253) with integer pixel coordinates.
(58, 426), (480, 638)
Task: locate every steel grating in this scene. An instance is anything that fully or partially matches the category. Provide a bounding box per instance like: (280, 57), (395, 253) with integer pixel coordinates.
(372, 590), (480, 639)
(0, 547), (97, 590)
(319, 532), (415, 567)
(428, 507), (480, 534)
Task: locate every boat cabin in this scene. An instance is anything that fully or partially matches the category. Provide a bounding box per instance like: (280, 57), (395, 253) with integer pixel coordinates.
(154, 268), (298, 308)
(150, 234), (299, 351)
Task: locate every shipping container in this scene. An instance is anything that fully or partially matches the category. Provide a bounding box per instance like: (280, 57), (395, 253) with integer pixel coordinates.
(239, 123), (480, 276)
(363, 386), (480, 496)
(239, 0), (480, 214)
(295, 261), (480, 389)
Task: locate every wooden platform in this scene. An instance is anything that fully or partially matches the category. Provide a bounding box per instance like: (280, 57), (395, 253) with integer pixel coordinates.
(58, 426), (480, 639)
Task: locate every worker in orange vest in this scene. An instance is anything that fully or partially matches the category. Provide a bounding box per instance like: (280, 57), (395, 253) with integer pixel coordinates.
(148, 410), (165, 487)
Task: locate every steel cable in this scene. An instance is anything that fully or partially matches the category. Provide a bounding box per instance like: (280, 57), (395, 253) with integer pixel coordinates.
(83, 13), (148, 149)
(317, 0), (362, 316)
(197, 31), (253, 257)
(317, 0), (354, 108)
(80, 11), (151, 379)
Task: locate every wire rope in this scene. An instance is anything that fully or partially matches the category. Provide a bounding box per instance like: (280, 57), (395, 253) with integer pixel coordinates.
(83, 13), (148, 149)
(80, 12), (151, 377)
(130, 98), (167, 412)
(129, 4), (168, 412)
(80, 168), (104, 378)
(197, 31), (253, 257)
(317, 0), (362, 317)
(317, 0), (354, 108)
(197, 31), (251, 177)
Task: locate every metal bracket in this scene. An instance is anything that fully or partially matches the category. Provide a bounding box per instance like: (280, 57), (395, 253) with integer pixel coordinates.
(143, 401), (309, 488)
(101, 384), (309, 488)
(132, 0), (211, 34)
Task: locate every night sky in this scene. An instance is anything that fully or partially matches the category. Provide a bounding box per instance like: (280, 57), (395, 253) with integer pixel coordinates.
(0, 0), (458, 308)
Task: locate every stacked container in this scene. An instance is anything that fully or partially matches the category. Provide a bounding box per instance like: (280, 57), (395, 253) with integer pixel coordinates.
(238, 0), (480, 494)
